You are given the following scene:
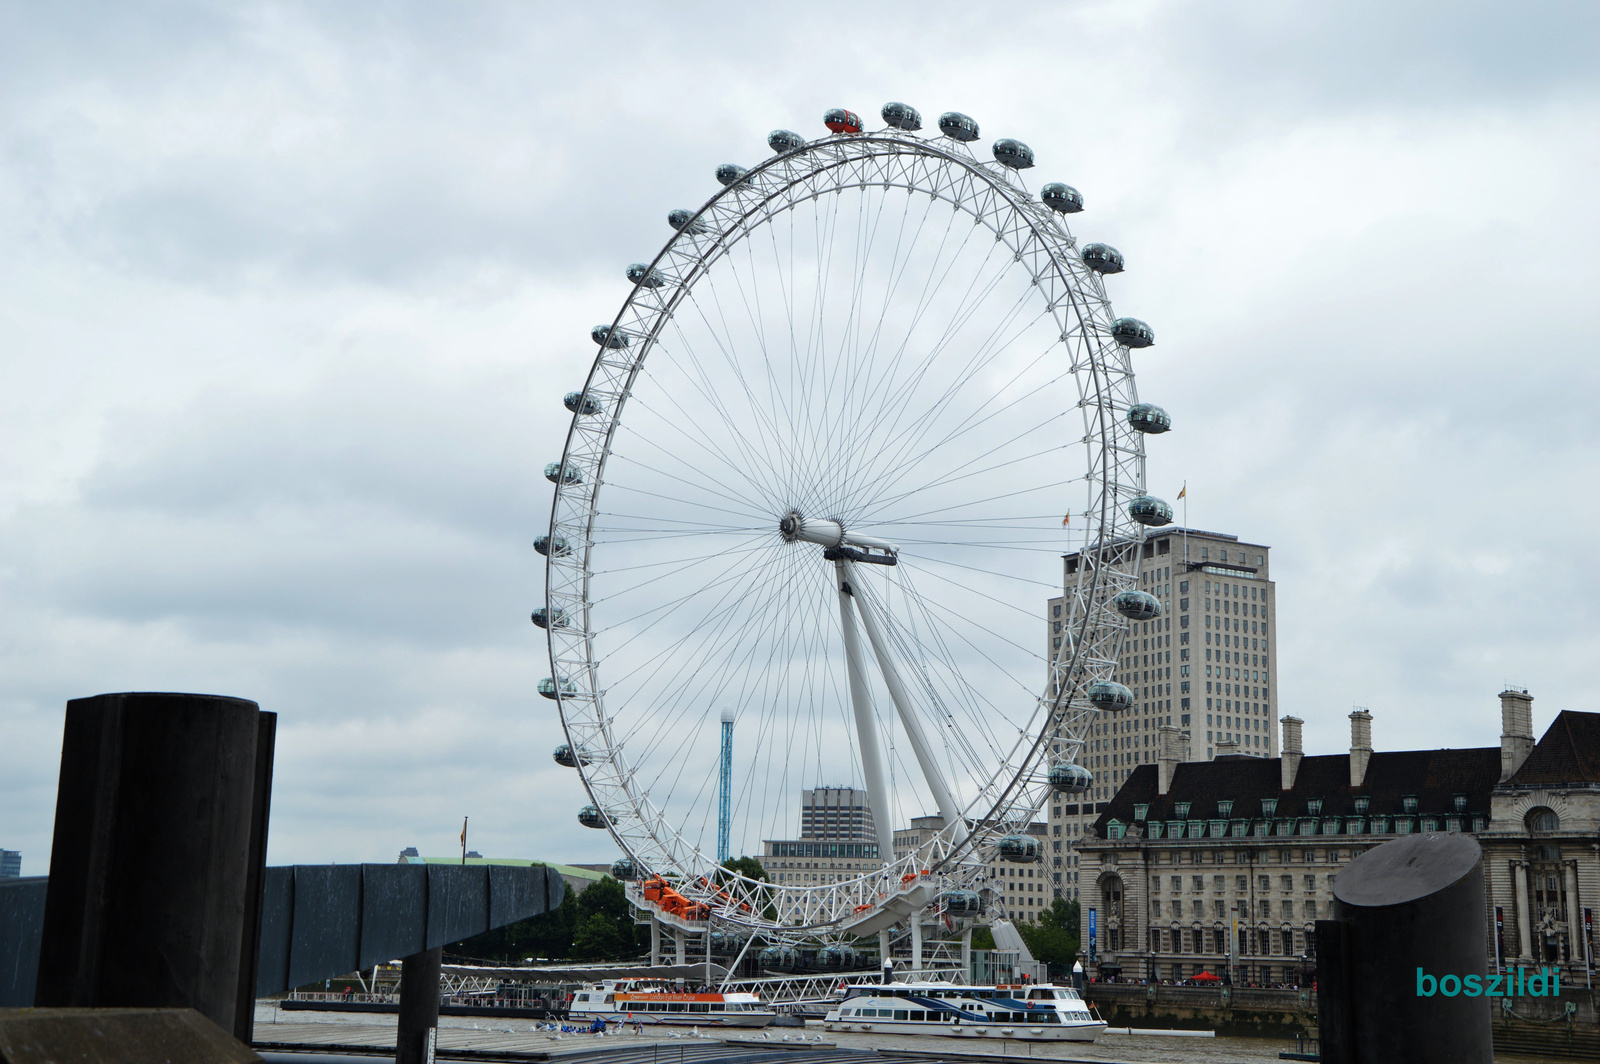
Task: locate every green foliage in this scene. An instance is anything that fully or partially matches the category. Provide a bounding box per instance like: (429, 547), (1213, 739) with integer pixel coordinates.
(1015, 897), (1080, 967)
(571, 911), (626, 959)
(718, 855), (769, 882)
(576, 875), (636, 956)
(970, 925), (996, 951)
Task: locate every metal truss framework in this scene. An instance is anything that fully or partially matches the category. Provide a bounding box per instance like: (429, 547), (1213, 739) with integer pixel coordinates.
(543, 125), (1150, 949)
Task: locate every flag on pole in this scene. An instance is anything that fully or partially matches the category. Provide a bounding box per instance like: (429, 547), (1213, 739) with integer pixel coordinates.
(1062, 511), (1070, 526)
(460, 816), (469, 865)
(1177, 483), (1187, 500)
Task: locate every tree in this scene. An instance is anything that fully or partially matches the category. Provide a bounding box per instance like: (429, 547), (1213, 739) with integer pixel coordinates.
(1015, 897), (1081, 971)
(576, 875), (636, 955)
(571, 912), (625, 960)
(718, 855), (769, 882)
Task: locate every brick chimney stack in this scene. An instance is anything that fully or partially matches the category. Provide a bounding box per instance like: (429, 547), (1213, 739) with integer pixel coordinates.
(1281, 716), (1304, 791)
(1158, 725), (1182, 796)
(1349, 709), (1373, 788)
(1499, 688), (1534, 781)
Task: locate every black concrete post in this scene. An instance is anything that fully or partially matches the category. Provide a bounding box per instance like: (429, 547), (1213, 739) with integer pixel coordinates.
(1316, 832), (1492, 1064)
(396, 946), (443, 1064)
(33, 692), (275, 1045)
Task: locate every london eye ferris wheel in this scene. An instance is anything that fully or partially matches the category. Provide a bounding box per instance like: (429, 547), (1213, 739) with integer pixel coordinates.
(536, 102), (1173, 956)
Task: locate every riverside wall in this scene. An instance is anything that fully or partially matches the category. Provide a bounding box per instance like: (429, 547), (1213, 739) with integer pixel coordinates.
(1082, 982), (1600, 1059)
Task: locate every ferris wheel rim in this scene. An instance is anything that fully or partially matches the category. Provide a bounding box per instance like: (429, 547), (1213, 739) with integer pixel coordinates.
(542, 122), (1152, 937)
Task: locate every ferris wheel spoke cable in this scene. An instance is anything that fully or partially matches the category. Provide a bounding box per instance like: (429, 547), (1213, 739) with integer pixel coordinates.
(591, 539), (784, 673)
(643, 552), (811, 840)
(857, 566), (1023, 766)
(842, 291), (1052, 517)
(625, 550), (804, 798)
(626, 386), (795, 513)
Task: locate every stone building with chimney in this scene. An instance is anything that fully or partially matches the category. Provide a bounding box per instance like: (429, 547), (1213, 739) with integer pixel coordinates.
(1074, 689), (1600, 985)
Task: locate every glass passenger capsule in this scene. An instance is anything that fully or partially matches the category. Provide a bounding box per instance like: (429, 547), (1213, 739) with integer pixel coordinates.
(538, 676), (577, 700)
(577, 804), (609, 829)
(1080, 243), (1124, 274)
(768, 129), (807, 153)
(1049, 762), (1094, 794)
(667, 209), (707, 234)
(1113, 589), (1163, 621)
(1129, 495), (1173, 527)
(544, 462), (582, 485)
(626, 263), (666, 288)
(758, 946), (794, 971)
(881, 101), (922, 131)
(710, 930), (746, 952)
(992, 138), (1035, 169)
(997, 835), (1041, 863)
(1087, 680), (1135, 712)
(715, 163), (748, 187)
(533, 534), (569, 558)
(1041, 182), (1084, 214)
(1127, 403), (1171, 434)
(530, 606), (569, 630)
(553, 743), (592, 768)
(819, 945), (859, 969)
(939, 889), (984, 916)
(824, 108), (863, 134)
(1111, 317), (1155, 348)
(938, 111), (980, 142)
(610, 857), (637, 881)
(591, 324), (629, 348)
(563, 391), (602, 416)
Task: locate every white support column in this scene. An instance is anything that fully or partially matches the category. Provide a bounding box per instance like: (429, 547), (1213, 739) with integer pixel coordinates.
(912, 914), (923, 973)
(844, 560), (968, 846)
(961, 926), (972, 980)
(675, 931), (686, 966)
(650, 913), (661, 966)
(1514, 861), (1533, 962)
(879, 929), (892, 974)
(836, 560), (899, 864)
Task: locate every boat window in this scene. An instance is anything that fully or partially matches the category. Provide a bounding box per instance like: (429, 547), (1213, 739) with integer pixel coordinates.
(894, 1009), (909, 1020)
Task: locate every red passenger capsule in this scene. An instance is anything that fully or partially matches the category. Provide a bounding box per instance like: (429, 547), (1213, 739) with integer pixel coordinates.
(823, 108), (863, 134)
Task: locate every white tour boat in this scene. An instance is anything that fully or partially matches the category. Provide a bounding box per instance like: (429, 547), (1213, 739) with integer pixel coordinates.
(823, 981), (1105, 1042)
(567, 978), (775, 1028)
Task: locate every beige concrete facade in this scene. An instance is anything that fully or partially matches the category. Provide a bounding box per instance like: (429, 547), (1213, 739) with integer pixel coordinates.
(1047, 527), (1277, 906)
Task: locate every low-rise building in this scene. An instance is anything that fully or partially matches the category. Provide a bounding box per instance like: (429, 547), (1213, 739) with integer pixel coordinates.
(1076, 690), (1600, 985)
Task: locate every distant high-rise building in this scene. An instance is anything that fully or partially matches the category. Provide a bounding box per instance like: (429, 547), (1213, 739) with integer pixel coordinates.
(0, 850), (20, 878)
(1046, 527), (1278, 903)
(800, 786), (877, 841)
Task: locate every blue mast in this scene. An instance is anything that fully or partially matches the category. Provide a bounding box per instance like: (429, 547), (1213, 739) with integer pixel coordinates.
(717, 708), (734, 864)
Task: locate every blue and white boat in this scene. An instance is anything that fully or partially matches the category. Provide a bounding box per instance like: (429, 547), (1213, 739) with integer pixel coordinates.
(822, 981), (1105, 1042)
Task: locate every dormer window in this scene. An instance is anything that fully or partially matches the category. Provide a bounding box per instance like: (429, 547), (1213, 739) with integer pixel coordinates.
(1354, 796), (1370, 815)
(1402, 795), (1418, 814)
(1133, 803), (1150, 822)
(1261, 798), (1278, 817)
(1452, 794), (1468, 813)
(1217, 800), (1234, 818)
(1307, 799), (1323, 816)
(1175, 802), (1191, 819)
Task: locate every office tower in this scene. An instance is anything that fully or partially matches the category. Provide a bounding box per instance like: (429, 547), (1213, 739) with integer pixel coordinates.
(1045, 527), (1277, 902)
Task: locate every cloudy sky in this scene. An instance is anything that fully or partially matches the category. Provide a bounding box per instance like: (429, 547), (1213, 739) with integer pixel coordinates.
(2, 1), (1597, 874)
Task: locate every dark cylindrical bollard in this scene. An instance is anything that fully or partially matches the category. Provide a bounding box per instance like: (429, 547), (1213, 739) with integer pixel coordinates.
(1317, 832), (1492, 1064)
(397, 946), (444, 1064)
(33, 692), (275, 1043)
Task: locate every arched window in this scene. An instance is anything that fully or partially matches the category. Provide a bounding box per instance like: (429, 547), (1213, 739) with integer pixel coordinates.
(1525, 807), (1559, 833)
